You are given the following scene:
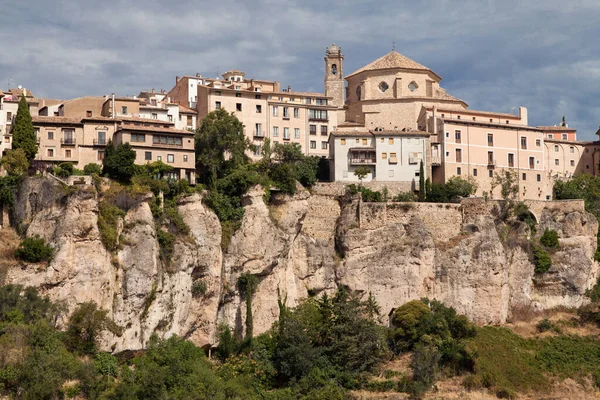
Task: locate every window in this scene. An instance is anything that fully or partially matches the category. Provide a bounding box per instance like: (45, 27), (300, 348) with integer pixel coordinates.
(446, 132), (449, 138)
(489, 170), (493, 177)
(529, 157), (535, 169)
(586, 148), (590, 153)
(168, 115), (173, 122)
(389, 152), (397, 164)
(121, 106), (128, 114)
(48, 131), (54, 140)
(341, 138), (346, 145)
(215, 101), (221, 109)
(587, 165), (590, 169)
(555, 159), (559, 166)
(309, 125), (317, 135)
(283, 128), (290, 139)
(562, 134), (568, 140)
(183, 155), (188, 162)
(131, 133), (145, 142)
(554, 145), (559, 152)
(290, 98), (295, 102)
(380, 137), (384, 143)
(321, 141), (328, 149)
(294, 108), (299, 118)
(382, 152), (387, 160)
(167, 154), (174, 163)
(473, 168), (477, 176)
(47, 148), (54, 157)
(294, 128), (300, 139)
(7, 112), (12, 121)
(488, 151), (494, 165)
(254, 145), (262, 156)
(273, 126), (279, 137)
(256, 105), (262, 113)
(273, 106), (279, 116)
(179, 115), (182, 121)
(63, 129), (75, 144)
(455, 148), (462, 163)
(537, 174), (541, 182)
(378, 81), (389, 92)
(187, 116), (192, 126)
(536, 139), (541, 147)
(255, 94), (261, 99)
(570, 146), (574, 153)
(487, 133), (493, 146)
(283, 107), (289, 118)
(310, 141), (316, 149)
(236, 103), (242, 111)
(570, 160), (575, 167)
(305, 98), (312, 105)
(215, 91), (221, 95)
(316, 98), (328, 105)
(389, 138), (394, 145)
(86, 110), (92, 117)
(457, 167), (461, 175)
(521, 137), (527, 149)
(145, 151), (152, 161)
(278, 96), (283, 101)
(309, 109), (328, 121)
(321, 125), (328, 135)
(508, 153), (514, 167)
(97, 150), (105, 160)
(235, 93), (241, 98)
(157, 156), (162, 161)
(65, 149), (71, 158)
(97, 131), (106, 145)
(362, 138), (367, 145)
(152, 113), (158, 120)
(548, 134), (553, 139)
(446, 151), (450, 157)
(4, 136), (8, 143)
(455, 130), (461, 143)
(522, 173), (526, 181)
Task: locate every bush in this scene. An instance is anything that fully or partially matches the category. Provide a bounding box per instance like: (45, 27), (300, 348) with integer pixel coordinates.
(191, 280), (207, 298)
(536, 318), (562, 334)
(0, 148), (29, 176)
(347, 184), (383, 202)
(83, 163), (102, 176)
(534, 246), (552, 273)
(15, 236), (53, 263)
(540, 229), (559, 248)
(157, 229), (176, 263)
(393, 192), (415, 202)
(65, 302), (120, 354)
(97, 201), (126, 251)
(270, 163), (297, 195)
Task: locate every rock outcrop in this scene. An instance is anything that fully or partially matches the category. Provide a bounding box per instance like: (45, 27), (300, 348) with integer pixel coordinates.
(4, 178), (598, 351)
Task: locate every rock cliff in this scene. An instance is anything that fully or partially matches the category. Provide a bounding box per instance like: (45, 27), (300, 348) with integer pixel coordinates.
(3, 178), (598, 350)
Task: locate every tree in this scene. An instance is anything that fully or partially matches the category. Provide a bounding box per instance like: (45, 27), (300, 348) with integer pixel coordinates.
(237, 273), (259, 340)
(353, 166), (370, 185)
(0, 148), (29, 176)
(418, 160), (425, 201)
(65, 302), (121, 354)
(102, 140), (137, 182)
(11, 96), (38, 161)
(195, 109), (251, 188)
(491, 170), (519, 201)
(425, 178), (432, 200)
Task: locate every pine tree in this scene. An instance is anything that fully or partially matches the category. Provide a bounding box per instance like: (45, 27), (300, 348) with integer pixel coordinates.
(11, 96), (38, 161)
(418, 160), (425, 201)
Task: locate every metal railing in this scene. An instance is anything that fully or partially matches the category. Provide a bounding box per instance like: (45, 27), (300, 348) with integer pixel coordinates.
(61, 138), (76, 145)
(253, 130), (264, 138)
(350, 158), (376, 165)
(93, 139), (107, 146)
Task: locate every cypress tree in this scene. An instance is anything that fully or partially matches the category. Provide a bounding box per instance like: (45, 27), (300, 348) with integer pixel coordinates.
(11, 96), (38, 161)
(418, 160), (425, 201)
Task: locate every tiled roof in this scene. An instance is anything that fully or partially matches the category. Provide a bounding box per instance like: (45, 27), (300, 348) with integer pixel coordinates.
(117, 124), (194, 135)
(427, 106), (519, 119)
(337, 122), (365, 128)
(178, 105), (197, 114)
(269, 91), (328, 98)
(120, 116), (174, 125)
(371, 129), (429, 136)
(538, 126), (577, 132)
(32, 116), (82, 125)
(346, 50), (433, 78)
(544, 138), (585, 144)
(331, 130), (372, 137)
(442, 118), (542, 131)
(348, 147), (376, 151)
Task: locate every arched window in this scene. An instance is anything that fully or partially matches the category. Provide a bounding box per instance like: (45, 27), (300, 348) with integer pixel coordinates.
(356, 86), (362, 101)
(331, 64), (337, 75)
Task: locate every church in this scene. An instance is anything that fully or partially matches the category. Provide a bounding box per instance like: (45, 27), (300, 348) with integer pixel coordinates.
(324, 44), (595, 201)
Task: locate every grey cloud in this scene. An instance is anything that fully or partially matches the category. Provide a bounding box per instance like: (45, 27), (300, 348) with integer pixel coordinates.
(1, 0), (599, 137)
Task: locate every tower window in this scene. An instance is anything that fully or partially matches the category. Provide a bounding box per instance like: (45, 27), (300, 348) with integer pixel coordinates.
(378, 81), (389, 92)
(331, 64), (337, 75)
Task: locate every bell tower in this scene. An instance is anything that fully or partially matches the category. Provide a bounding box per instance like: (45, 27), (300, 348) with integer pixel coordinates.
(324, 44), (344, 108)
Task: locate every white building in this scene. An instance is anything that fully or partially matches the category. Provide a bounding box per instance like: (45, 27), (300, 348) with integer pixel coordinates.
(329, 126), (428, 190)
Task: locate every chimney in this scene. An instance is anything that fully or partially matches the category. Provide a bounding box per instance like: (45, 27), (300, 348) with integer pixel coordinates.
(287, 85), (291, 92)
(196, 73), (201, 77)
(176, 76), (180, 84)
(518, 106), (528, 125)
(151, 88), (155, 93)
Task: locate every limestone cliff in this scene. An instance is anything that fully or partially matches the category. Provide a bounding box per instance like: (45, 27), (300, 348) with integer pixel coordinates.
(3, 178), (598, 350)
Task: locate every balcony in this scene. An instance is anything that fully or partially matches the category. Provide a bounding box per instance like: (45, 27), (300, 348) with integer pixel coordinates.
(61, 138), (76, 146)
(350, 158), (376, 165)
(431, 156), (441, 166)
(408, 157), (422, 165)
(93, 139), (107, 146)
(309, 118), (328, 123)
(487, 159), (496, 168)
(253, 130), (265, 138)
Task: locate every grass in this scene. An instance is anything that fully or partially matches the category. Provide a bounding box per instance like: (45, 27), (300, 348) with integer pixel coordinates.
(0, 228), (20, 284)
(465, 326), (600, 397)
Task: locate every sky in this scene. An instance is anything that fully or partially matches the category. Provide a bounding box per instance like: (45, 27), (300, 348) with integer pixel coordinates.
(1, 0), (599, 139)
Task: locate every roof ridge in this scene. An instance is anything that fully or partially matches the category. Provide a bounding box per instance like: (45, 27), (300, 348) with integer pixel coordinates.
(346, 50), (432, 78)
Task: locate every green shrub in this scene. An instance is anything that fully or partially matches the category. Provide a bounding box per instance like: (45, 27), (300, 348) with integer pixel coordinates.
(270, 163), (297, 195)
(157, 229), (176, 263)
(393, 192), (415, 202)
(83, 163), (102, 176)
(203, 190), (244, 222)
(54, 162), (74, 178)
(97, 201), (126, 251)
(535, 318), (562, 334)
(15, 236), (54, 262)
(540, 228), (559, 248)
(534, 246), (552, 273)
(191, 280), (207, 298)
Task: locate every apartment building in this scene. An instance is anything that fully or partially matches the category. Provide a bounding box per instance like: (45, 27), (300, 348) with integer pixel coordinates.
(168, 69), (337, 158)
(538, 124), (577, 141)
(329, 125), (428, 190)
(0, 88), (40, 156)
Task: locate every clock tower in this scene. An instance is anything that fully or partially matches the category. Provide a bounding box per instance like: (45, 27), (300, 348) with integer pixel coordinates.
(324, 44), (345, 108)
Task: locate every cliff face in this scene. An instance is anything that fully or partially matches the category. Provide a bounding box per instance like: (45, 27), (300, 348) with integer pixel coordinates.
(4, 178), (598, 350)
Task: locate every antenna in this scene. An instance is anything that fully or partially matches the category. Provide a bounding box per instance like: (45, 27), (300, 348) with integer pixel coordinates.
(392, 41), (396, 51)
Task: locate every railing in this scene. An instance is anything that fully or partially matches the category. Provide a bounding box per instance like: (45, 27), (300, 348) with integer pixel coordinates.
(431, 156), (441, 165)
(93, 139), (107, 146)
(350, 158), (376, 165)
(253, 130), (264, 138)
(309, 118), (328, 123)
(409, 157), (422, 165)
(152, 142), (182, 148)
(487, 159), (496, 167)
(61, 138), (76, 145)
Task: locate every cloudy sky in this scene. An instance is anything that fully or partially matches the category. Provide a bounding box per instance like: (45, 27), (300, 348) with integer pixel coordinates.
(2, 0), (599, 138)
